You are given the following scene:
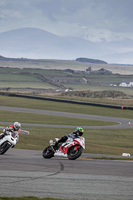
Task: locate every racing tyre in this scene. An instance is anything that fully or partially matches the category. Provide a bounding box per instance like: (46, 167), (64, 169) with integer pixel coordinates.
(67, 146), (82, 160)
(0, 142), (11, 155)
(42, 146), (54, 159)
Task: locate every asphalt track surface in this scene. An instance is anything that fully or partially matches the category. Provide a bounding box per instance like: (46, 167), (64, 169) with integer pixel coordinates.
(0, 106), (133, 200)
(0, 149), (133, 200)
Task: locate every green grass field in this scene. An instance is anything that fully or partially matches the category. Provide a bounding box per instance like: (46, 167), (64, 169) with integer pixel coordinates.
(0, 110), (117, 126)
(0, 95), (133, 155)
(0, 95), (133, 118)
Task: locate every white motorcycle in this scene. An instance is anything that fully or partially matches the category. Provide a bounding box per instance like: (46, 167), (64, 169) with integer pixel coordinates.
(0, 131), (19, 155)
(42, 136), (85, 160)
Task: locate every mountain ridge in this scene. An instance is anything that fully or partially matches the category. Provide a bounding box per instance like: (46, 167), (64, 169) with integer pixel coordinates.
(0, 27), (133, 64)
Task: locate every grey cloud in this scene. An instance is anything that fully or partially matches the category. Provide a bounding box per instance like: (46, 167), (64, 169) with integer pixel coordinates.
(1, 0), (133, 30)
(0, 0), (133, 41)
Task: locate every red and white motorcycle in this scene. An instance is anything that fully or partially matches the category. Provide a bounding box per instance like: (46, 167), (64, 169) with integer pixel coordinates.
(42, 136), (85, 160)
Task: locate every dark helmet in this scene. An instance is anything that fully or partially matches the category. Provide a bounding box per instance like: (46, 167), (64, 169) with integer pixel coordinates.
(76, 127), (84, 136)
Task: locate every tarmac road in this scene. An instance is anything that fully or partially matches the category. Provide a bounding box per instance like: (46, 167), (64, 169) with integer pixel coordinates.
(0, 149), (133, 200)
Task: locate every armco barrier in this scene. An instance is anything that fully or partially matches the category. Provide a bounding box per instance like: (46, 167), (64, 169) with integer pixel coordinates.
(0, 92), (133, 110)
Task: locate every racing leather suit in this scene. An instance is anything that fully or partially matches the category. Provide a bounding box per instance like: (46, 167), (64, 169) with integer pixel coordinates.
(53, 131), (79, 149)
(0, 125), (19, 140)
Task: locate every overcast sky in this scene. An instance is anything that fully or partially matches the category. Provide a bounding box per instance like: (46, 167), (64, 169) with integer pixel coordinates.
(0, 0), (133, 42)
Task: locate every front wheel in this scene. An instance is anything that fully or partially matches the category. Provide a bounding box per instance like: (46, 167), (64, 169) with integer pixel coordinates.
(0, 142), (11, 155)
(42, 146), (54, 159)
(67, 146), (82, 160)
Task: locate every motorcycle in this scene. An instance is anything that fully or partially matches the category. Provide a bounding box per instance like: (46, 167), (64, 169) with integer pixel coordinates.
(42, 136), (85, 160)
(0, 131), (19, 155)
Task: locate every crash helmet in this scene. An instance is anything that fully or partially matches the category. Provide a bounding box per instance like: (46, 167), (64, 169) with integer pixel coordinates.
(14, 122), (21, 131)
(76, 127), (84, 136)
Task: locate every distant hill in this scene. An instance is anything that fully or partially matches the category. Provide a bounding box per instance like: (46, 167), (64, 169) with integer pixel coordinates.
(0, 27), (98, 60)
(76, 57), (107, 64)
(0, 27), (133, 64)
(0, 55), (8, 60)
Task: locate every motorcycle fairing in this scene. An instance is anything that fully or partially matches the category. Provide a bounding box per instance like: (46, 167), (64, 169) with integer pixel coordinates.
(57, 137), (84, 155)
(59, 142), (73, 154)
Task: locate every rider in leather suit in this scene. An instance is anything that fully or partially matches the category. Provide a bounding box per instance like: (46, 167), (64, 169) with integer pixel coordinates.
(0, 122), (21, 139)
(53, 127), (84, 150)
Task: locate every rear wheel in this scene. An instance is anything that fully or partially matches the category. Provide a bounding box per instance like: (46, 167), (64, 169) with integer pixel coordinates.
(42, 146), (54, 159)
(0, 142), (11, 155)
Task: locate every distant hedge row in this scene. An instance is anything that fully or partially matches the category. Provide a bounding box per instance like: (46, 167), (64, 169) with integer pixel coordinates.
(76, 57), (107, 64)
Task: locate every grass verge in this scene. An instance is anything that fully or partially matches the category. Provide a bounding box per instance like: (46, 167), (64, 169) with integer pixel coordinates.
(0, 110), (117, 126)
(87, 156), (133, 160)
(0, 95), (133, 119)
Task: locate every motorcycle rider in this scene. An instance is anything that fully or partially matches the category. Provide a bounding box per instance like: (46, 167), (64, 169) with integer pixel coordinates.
(53, 127), (84, 150)
(0, 122), (21, 139)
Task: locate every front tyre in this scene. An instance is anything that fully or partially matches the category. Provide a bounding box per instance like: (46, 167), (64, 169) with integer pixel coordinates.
(42, 146), (54, 159)
(0, 142), (11, 155)
(67, 146), (82, 160)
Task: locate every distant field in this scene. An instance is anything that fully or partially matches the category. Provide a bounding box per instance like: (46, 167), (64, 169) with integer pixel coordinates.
(63, 84), (133, 95)
(1, 59), (133, 74)
(0, 65), (133, 96)
(0, 82), (56, 89)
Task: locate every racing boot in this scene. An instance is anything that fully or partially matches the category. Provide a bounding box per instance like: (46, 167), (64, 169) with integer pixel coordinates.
(53, 136), (68, 150)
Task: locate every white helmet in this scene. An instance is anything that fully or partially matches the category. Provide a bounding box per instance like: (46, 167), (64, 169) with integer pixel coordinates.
(14, 122), (21, 130)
